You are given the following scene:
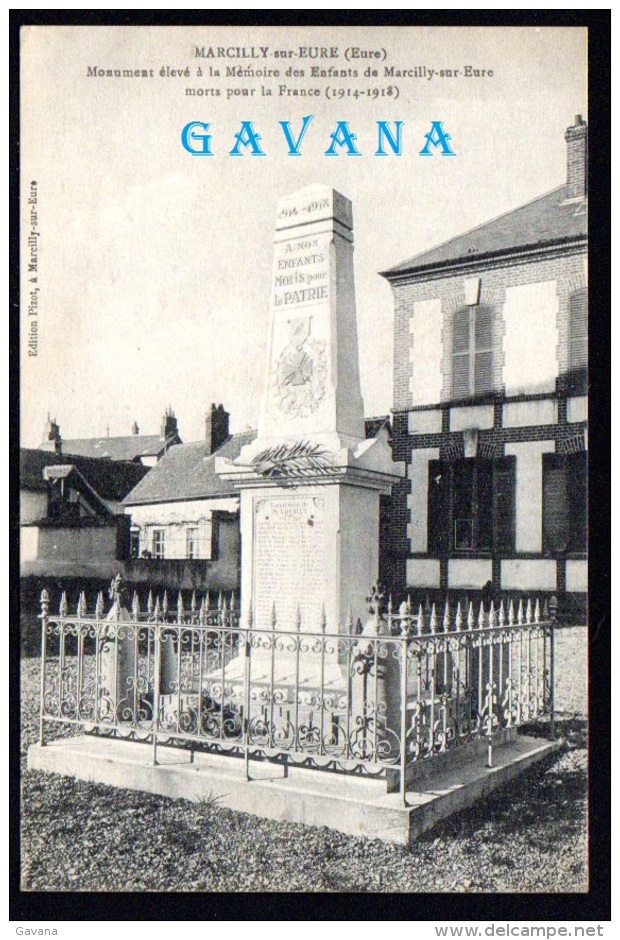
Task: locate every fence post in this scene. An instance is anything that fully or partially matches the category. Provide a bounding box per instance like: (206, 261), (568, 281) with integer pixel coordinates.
(399, 626), (409, 806)
(152, 622), (160, 766)
(243, 603), (253, 782)
(38, 589), (50, 746)
(548, 595), (557, 739)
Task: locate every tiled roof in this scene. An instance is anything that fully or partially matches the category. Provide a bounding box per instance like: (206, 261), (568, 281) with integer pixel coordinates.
(20, 449), (149, 501)
(39, 434), (177, 461)
(122, 432), (257, 505)
(124, 422), (391, 507)
(381, 184), (587, 278)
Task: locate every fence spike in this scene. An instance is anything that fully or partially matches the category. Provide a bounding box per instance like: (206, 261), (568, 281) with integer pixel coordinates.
(95, 591), (104, 620)
(218, 591), (223, 612)
(199, 598), (206, 625)
(346, 603), (353, 634)
(204, 590), (211, 613)
(131, 591), (140, 620)
(406, 594), (412, 615)
(222, 595), (228, 613)
(40, 589), (50, 617)
(443, 598), (451, 632)
(320, 603), (327, 633)
(295, 604), (302, 632)
(76, 593), (83, 618)
(467, 602), (475, 631)
(270, 601), (277, 629)
(230, 593), (236, 614)
(454, 602), (462, 632)
(525, 598), (532, 624)
(190, 590), (197, 613)
(508, 599), (515, 626)
(417, 604), (424, 636)
(478, 602), (486, 629)
(517, 599), (524, 625)
(59, 591), (68, 618)
(498, 600), (505, 628)
(154, 596), (161, 619)
(147, 590), (154, 615)
(534, 598), (541, 624)
(429, 603), (437, 633)
(489, 600), (496, 628)
(542, 598), (549, 620)
(162, 591), (169, 617)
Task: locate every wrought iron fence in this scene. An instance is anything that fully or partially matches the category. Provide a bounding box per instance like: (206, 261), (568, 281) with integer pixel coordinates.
(37, 583), (556, 804)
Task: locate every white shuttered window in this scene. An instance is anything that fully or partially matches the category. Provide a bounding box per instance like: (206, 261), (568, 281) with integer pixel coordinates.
(452, 305), (494, 398)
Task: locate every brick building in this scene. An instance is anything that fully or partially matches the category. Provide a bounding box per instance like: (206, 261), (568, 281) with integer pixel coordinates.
(381, 116), (587, 620)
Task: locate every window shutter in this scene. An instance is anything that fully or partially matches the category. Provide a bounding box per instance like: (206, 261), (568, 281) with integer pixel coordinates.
(567, 451), (587, 552)
(569, 290), (588, 371)
(474, 305), (494, 394)
(476, 460), (494, 550)
(543, 455), (569, 552)
(428, 460), (449, 553)
(452, 308), (471, 397)
(493, 456), (516, 551)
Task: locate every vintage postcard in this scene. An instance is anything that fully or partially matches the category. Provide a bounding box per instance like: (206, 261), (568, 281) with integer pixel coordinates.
(18, 21), (594, 912)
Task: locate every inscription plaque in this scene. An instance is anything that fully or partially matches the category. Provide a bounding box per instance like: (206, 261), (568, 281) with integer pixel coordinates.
(253, 495), (326, 630)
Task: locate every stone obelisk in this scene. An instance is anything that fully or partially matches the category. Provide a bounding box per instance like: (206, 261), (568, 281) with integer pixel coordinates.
(216, 185), (403, 632)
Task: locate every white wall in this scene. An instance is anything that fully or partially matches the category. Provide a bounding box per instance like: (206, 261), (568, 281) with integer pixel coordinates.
(20, 526), (39, 563)
(503, 281), (559, 395)
(127, 497), (238, 559)
(501, 559), (557, 591)
(448, 559), (492, 589)
(407, 447), (439, 552)
(505, 440), (555, 552)
(409, 298), (442, 406)
(20, 490), (47, 524)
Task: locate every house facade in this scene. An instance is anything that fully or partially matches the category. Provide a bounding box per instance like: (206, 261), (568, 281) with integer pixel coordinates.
(20, 448), (148, 579)
(382, 116), (587, 620)
(122, 405), (248, 592)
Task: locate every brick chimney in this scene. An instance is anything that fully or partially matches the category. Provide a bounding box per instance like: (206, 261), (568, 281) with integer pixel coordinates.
(44, 414), (62, 453)
(565, 114), (587, 199)
(205, 403), (230, 456)
(161, 407), (178, 439)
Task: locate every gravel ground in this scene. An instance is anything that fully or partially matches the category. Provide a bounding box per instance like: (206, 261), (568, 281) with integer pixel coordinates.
(19, 627), (588, 893)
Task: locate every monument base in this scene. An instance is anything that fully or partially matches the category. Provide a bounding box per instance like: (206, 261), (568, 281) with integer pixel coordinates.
(28, 733), (557, 846)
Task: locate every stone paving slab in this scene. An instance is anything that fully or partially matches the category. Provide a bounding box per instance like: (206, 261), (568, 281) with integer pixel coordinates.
(28, 734), (557, 846)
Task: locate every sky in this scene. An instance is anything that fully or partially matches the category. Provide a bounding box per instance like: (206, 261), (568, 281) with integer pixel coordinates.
(20, 25), (587, 447)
